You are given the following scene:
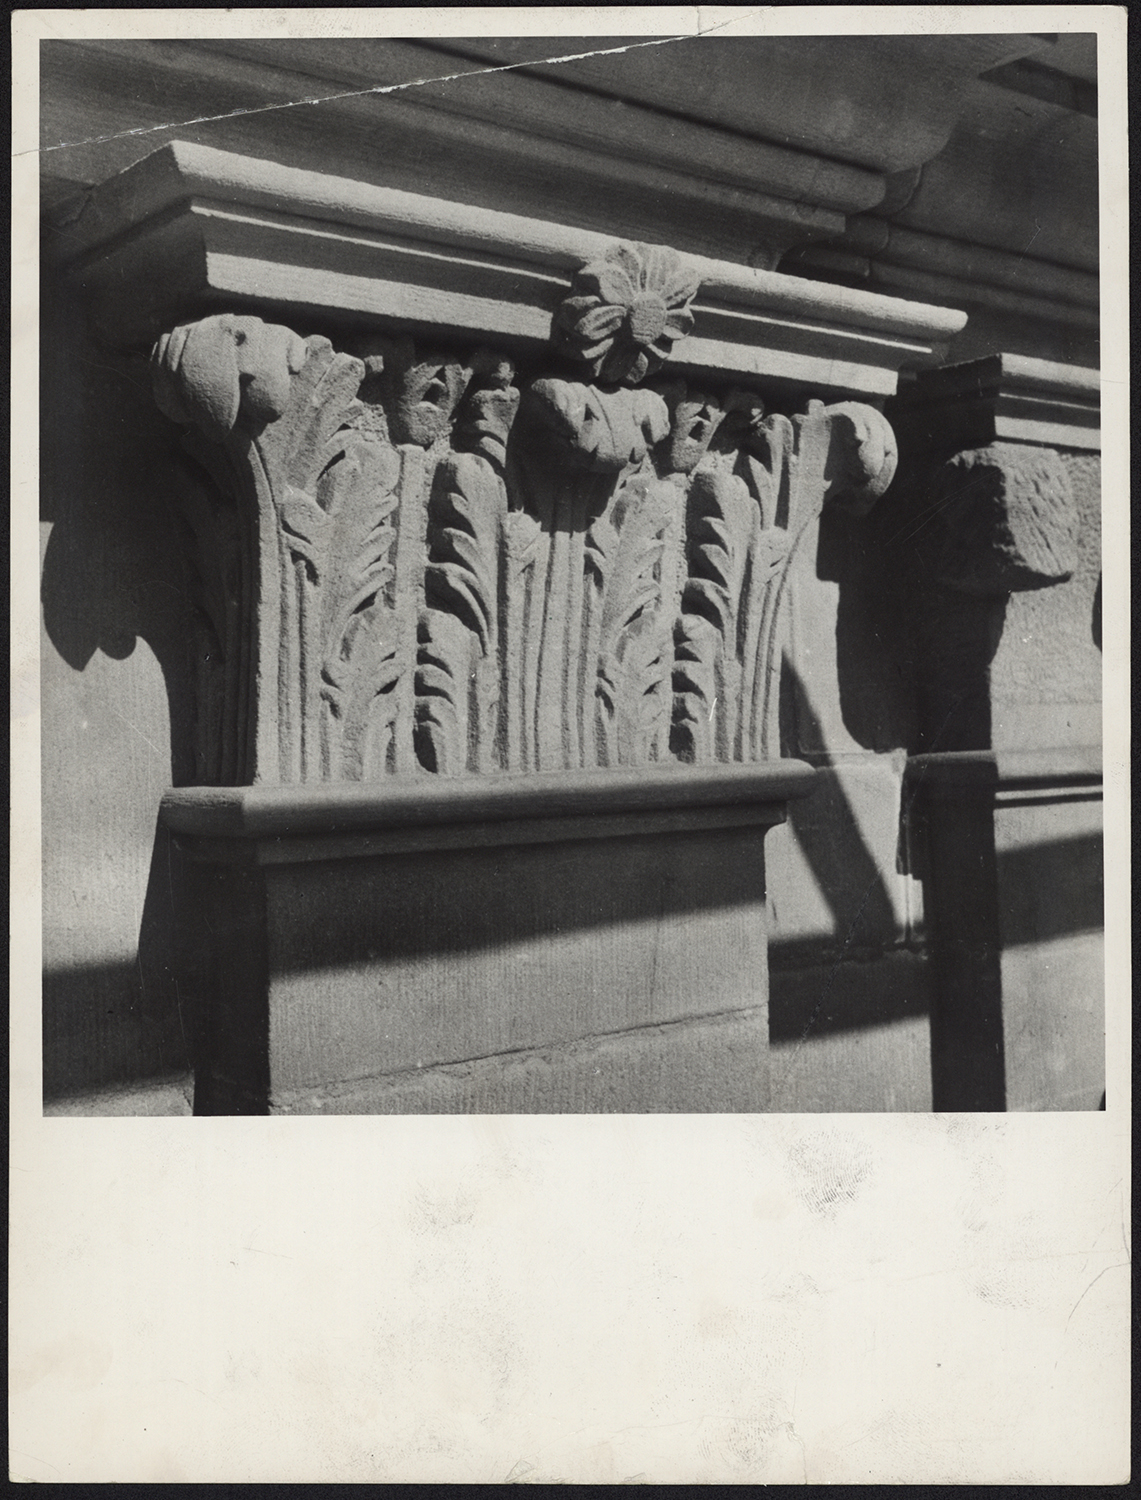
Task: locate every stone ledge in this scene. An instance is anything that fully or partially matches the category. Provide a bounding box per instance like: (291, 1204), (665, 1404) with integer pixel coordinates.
(890, 353), (1100, 453)
(784, 234), (1099, 347)
(905, 747), (1102, 799)
(50, 140), (966, 398)
(162, 759), (819, 862)
(267, 1007), (771, 1115)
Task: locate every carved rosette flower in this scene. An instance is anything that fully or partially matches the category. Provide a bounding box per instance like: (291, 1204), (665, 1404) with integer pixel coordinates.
(553, 242), (700, 386)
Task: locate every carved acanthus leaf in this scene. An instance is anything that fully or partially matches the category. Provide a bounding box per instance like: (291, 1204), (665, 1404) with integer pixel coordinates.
(416, 451), (506, 774)
(152, 314), (308, 443)
(819, 401), (899, 515)
(672, 468), (757, 762)
(523, 379), (670, 473)
(151, 298), (897, 785)
(592, 475), (677, 766)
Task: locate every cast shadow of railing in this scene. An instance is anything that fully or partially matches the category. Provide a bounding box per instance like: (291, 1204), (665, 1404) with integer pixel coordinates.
(769, 659), (922, 1052)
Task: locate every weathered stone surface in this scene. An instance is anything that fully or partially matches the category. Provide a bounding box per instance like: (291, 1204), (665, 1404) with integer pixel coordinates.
(150, 297), (898, 787)
(932, 442), (1078, 595)
(989, 451), (1102, 752)
(769, 950), (933, 1112)
(270, 1007), (772, 1115)
(175, 810), (791, 1115)
(52, 141), (965, 398)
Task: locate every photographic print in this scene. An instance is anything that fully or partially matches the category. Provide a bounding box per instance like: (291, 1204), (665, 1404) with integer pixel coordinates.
(12, 7), (1129, 1485)
(37, 20), (1106, 1117)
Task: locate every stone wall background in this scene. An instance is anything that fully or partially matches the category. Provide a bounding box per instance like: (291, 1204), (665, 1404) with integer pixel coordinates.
(40, 35), (1101, 1113)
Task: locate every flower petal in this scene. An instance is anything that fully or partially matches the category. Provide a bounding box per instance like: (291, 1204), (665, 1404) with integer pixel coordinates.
(554, 295), (602, 333)
(627, 350), (652, 384)
(608, 242), (645, 287)
(600, 344), (642, 385)
(664, 271), (701, 307)
(663, 307), (695, 340)
(640, 243), (674, 290)
(577, 337), (618, 362)
(573, 304), (626, 342)
(587, 244), (642, 304)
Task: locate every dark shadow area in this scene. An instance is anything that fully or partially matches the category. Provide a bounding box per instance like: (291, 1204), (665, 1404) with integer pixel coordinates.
(40, 271), (198, 768)
(816, 500), (919, 752)
(190, 861), (271, 1115)
(42, 822), (201, 1105)
(262, 822), (770, 974)
(914, 586), (1007, 756)
(998, 832), (1104, 947)
(40, 270), (204, 1106)
(871, 454), (1009, 755)
(910, 773), (1007, 1112)
(768, 948), (930, 1044)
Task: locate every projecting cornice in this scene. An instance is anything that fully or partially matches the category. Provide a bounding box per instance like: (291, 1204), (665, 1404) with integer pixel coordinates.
(41, 35), (1055, 272)
(779, 62), (1099, 362)
(50, 141), (965, 401)
(889, 354), (1101, 455)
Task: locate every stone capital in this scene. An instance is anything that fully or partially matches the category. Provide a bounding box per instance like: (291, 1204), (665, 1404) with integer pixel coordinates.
(150, 277), (899, 786)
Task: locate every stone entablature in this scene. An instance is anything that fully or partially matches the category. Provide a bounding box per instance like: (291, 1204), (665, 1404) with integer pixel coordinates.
(51, 142), (964, 397)
(888, 354), (1099, 606)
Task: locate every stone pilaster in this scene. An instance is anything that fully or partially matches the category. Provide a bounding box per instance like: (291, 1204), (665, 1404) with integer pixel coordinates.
(889, 356), (1103, 1110)
(51, 141), (960, 1115)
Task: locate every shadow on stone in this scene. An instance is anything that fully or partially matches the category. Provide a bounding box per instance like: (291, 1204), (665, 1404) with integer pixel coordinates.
(817, 500), (919, 752)
(778, 660), (899, 951)
(42, 823), (199, 1106)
